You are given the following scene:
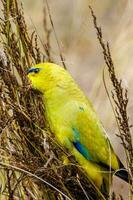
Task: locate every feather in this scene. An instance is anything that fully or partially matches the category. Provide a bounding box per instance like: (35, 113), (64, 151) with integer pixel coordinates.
(73, 141), (93, 161)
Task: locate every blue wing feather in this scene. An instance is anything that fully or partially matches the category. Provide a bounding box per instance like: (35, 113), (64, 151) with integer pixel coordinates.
(72, 127), (93, 161)
(73, 141), (93, 161)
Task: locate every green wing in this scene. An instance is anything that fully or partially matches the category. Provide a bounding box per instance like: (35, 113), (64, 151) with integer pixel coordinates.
(59, 100), (120, 171)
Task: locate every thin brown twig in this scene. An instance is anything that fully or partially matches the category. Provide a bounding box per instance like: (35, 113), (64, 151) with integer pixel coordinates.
(44, 0), (67, 69)
(89, 5), (133, 197)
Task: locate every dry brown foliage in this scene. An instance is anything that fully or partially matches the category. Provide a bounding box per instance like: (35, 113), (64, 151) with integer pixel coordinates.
(0, 0), (132, 200)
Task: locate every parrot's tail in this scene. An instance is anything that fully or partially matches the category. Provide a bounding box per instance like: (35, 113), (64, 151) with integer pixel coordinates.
(115, 168), (129, 183)
(114, 158), (129, 183)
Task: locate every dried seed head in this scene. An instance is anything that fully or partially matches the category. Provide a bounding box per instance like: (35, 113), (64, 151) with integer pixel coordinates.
(0, 49), (7, 67)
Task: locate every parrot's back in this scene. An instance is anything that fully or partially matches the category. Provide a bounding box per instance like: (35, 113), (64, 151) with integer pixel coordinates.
(43, 71), (123, 187)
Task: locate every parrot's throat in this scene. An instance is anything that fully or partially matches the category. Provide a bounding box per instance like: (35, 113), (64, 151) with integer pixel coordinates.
(42, 86), (70, 125)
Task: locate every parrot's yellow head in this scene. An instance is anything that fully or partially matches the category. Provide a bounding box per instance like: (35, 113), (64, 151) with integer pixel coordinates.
(27, 62), (68, 93)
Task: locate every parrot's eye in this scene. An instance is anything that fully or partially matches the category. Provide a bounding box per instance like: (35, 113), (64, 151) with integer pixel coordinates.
(34, 68), (40, 73)
(27, 68), (40, 74)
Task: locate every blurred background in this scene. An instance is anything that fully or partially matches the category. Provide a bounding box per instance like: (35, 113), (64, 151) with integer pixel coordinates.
(22, 0), (133, 198)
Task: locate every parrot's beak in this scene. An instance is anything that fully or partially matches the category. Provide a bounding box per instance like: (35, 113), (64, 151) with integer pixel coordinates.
(26, 69), (33, 88)
(26, 76), (32, 90)
(27, 70), (35, 79)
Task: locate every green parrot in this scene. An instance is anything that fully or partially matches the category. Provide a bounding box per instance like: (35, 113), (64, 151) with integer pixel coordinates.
(27, 62), (128, 198)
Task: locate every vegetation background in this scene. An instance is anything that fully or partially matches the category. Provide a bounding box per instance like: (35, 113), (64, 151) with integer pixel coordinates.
(23, 0), (132, 196)
(0, 0), (132, 199)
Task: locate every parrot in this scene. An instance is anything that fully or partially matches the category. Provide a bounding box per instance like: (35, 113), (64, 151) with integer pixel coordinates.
(27, 62), (129, 198)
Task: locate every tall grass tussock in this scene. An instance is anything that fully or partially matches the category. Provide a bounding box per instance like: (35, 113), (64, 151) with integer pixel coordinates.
(0, 0), (132, 199)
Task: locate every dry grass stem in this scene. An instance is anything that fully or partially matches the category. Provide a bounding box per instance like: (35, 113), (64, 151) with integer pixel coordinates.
(89, 5), (133, 199)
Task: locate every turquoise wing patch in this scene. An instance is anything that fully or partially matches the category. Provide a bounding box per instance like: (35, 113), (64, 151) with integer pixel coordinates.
(72, 127), (93, 161)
